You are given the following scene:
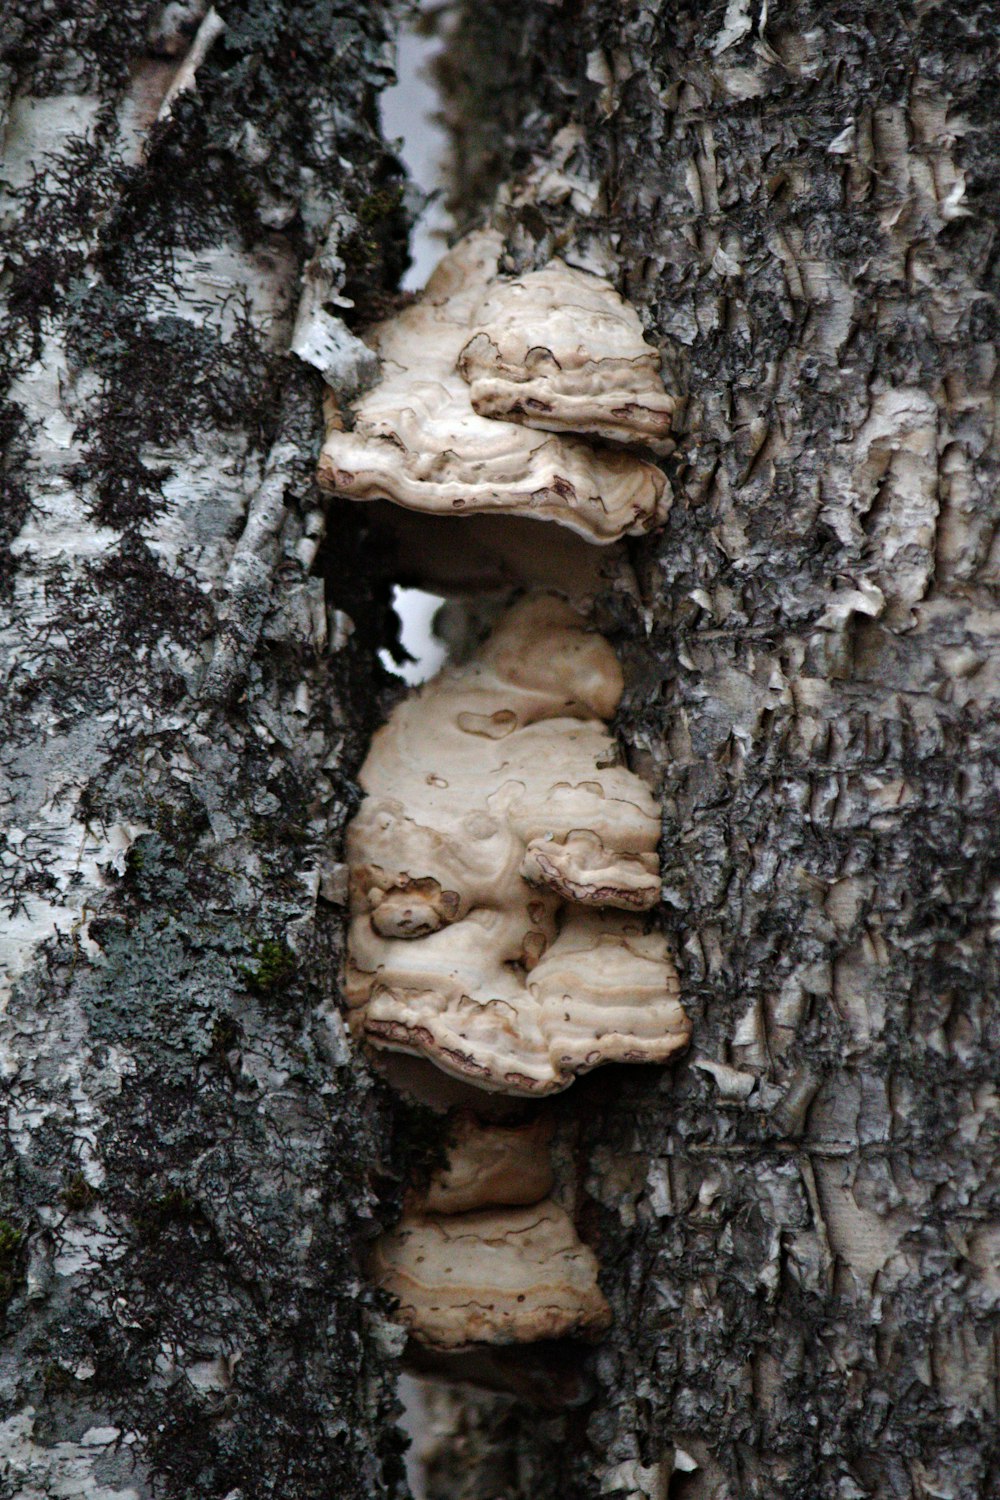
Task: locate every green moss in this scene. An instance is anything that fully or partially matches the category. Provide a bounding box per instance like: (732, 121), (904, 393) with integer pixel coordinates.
(239, 938), (297, 994)
(210, 1012), (241, 1056)
(249, 817), (309, 848)
(357, 185), (405, 226)
(134, 1188), (201, 1243)
(42, 1361), (74, 1394)
(386, 1097), (451, 1207)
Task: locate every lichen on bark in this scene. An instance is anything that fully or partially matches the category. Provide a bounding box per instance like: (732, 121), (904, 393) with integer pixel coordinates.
(5, 1), (1000, 1497)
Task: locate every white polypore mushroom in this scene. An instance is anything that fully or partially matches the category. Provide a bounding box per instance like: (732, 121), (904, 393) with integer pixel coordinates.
(329, 230), (688, 1363)
(344, 594), (690, 1095)
(458, 260), (677, 451)
(371, 1201), (611, 1350)
(317, 232), (670, 544)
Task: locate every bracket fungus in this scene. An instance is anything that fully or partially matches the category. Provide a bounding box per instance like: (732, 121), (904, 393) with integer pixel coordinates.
(458, 260), (676, 450)
(317, 232), (674, 544)
(371, 1201), (611, 1351)
(345, 594), (689, 1095)
(374, 1111), (610, 1351)
(417, 1113), (555, 1215)
(331, 230), (687, 1365)
(374, 1109), (609, 1350)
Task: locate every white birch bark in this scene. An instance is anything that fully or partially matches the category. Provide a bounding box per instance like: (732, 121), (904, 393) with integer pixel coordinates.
(5, 2), (1000, 1497)
(0, 4), (415, 1495)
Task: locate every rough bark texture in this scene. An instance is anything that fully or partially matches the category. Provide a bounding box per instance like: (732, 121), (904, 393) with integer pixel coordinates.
(422, 3), (1000, 1498)
(0, 5), (422, 1497)
(4, 2), (1000, 1499)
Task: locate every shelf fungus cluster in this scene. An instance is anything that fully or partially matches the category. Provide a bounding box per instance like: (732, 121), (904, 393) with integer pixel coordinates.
(318, 231), (677, 543)
(328, 235), (688, 1363)
(347, 598), (689, 1352)
(373, 1115), (611, 1350)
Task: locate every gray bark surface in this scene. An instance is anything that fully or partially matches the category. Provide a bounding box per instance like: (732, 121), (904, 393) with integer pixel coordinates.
(3, 2), (1000, 1499)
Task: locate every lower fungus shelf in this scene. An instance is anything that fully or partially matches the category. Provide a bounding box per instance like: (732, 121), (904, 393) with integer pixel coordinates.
(416, 1112), (555, 1215)
(371, 1201), (612, 1352)
(348, 586), (689, 1367)
(373, 1112), (611, 1362)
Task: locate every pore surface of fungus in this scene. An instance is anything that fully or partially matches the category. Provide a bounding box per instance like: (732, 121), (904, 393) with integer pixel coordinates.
(371, 1202), (611, 1350)
(458, 261), (676, 450)
(345, 594), (689, 1095)
(317, 233), (671, 544)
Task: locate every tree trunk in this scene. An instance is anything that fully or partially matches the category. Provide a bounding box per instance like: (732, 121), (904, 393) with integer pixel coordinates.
(3, 2), (999, 1499)
(416, 3), (1000, 1498)
(0, 4), (415, 1496)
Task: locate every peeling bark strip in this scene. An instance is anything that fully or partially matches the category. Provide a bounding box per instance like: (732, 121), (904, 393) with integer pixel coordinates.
(0, 4), (414, 1496)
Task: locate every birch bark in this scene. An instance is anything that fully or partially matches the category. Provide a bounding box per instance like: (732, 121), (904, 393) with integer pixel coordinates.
(4, 2), (1000, 1499)
(416, 2), (1000, 1497)
(0, 4), (416, 1496)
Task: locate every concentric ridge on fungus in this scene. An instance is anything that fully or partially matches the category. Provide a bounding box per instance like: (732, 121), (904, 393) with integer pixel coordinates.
(374, 1112), (610, 1350)
(317, 232), (675, 544)
(458, 259), (677, 450)
(371, 1201), (612, 1351)
(344, 594), (690, 1096)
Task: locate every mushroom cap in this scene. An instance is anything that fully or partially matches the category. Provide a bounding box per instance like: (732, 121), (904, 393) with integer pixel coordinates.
(318, 333), (667, 544)
(317, 233), (671, 545)
(371, 1201), (611, 1350)
(458, 260), (677, 451)
(348, 909), (688, 1095)
(344, 595), (689, 1096)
